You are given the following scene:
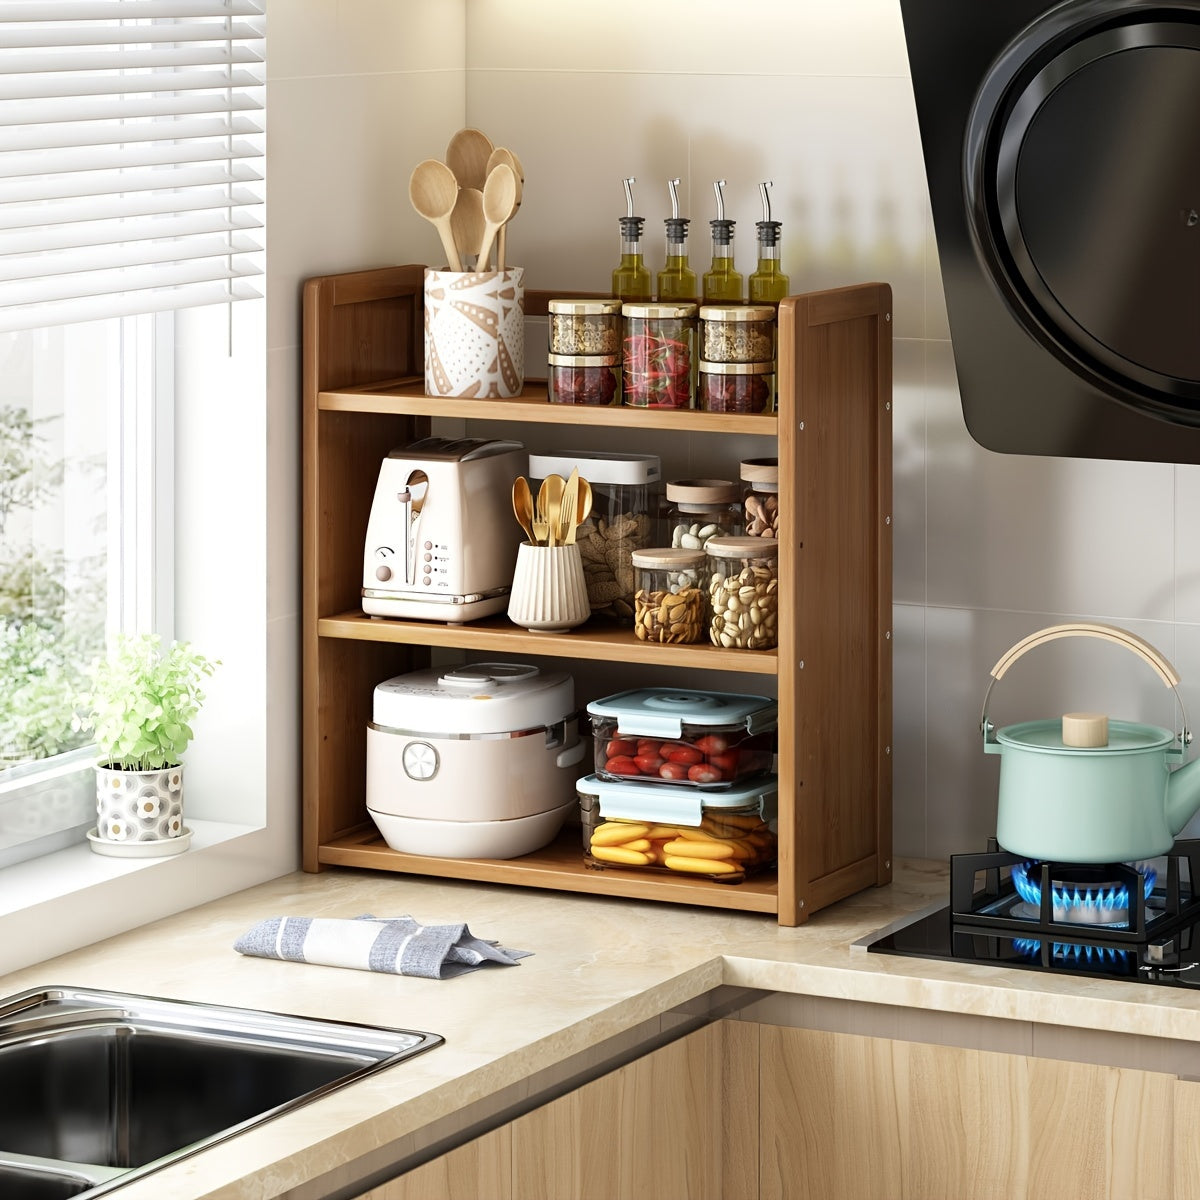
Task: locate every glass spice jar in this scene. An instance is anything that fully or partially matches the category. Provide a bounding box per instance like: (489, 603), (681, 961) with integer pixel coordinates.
(699, 304), (776, 363)
(697, 360), (775, 414)
(548, 298), (622, 356)
(705, 535), (779, 651)
(631, 548), (705, 644)
(740, 457), (780, 540)
(664, 479), (742, 550)
(546, 353), (620, 406)
(621, 301), (697, 410)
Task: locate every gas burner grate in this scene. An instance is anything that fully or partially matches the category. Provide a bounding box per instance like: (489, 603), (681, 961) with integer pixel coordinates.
(1010, 860), (1157, 927)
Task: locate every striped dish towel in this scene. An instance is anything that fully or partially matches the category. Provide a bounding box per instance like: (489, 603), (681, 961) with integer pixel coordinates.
(233, 915), (532, 980)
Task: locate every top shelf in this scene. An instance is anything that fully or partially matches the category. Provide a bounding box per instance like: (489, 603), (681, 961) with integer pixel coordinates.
(318, 376), (778, 434)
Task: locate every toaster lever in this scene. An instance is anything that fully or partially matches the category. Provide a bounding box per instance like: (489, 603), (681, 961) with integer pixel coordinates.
(396, 488), (413, 584)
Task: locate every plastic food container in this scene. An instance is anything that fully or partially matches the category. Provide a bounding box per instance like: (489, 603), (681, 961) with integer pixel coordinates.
(546, 353), (620, 406)
(529, 450), (661, 623)
(548, 298), (622, 356)
(698, 360), (774, 413)
(740, 456), (780, 539)
(578, 772), (777, 883)
(698, 304), (776, 363)
(706, 536), (779, 651)
(632, 548), (705, 644)
(621, 301), (697, 409)
(587, 687), (777, 788)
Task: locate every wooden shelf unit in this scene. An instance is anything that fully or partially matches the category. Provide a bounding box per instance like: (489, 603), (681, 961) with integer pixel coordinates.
(302, 264), (893, 925)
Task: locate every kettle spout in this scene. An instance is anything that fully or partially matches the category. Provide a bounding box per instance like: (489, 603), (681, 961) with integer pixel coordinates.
(1167, 755), (1200, 837)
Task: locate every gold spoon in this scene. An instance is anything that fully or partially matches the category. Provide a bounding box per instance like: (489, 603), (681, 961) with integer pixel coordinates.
(408, 159), (462, 271)
(536, 473), (565, 548)
(511, 476), (536, 544)
(477, 163), (518, 273)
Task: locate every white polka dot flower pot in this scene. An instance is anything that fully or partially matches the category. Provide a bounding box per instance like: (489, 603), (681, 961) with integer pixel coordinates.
(424, 267), (525, 398)
(92, 764), (189, 857)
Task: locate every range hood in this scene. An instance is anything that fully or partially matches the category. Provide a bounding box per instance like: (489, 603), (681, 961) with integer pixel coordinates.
(900, 0), (1200, 462)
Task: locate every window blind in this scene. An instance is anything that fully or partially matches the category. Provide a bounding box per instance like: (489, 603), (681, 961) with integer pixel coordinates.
(0, 0), (264, 332)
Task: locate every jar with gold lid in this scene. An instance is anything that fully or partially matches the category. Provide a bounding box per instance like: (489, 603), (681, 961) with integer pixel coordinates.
(621, 301), (697, 409)
(698, 360), (774, 413)
(548, 297), (622, 356)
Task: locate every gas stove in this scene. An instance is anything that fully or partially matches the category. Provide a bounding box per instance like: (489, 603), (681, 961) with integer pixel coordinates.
(866, 839), (1200, 987)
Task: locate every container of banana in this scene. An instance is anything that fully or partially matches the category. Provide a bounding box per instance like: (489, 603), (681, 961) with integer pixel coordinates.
(577, 772), (777, 884)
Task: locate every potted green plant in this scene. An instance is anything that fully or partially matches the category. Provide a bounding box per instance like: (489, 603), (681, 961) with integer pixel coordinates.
(78, 633), (219, 857)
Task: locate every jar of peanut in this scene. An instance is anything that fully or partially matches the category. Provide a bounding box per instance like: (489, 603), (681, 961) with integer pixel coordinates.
(631, 548), (705, 644)
(740, 456), (779, 540)
(705, 536), (779, 651)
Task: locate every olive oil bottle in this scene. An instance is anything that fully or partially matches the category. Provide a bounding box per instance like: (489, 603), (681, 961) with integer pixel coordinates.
(611, 177), (651, 302)
(702, 179), (743, 303)
(748, 180), (790, 305)
(656, 177), (698, 303)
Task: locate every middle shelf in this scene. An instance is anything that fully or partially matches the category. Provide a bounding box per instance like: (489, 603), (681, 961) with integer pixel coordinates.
(319, 610), (779, 674)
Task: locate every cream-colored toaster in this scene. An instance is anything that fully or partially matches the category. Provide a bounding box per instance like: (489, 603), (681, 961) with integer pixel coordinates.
(362, 436), (526, 622)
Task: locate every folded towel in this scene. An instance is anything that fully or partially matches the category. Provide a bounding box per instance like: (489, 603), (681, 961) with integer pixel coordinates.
(233, 914), (532, 980)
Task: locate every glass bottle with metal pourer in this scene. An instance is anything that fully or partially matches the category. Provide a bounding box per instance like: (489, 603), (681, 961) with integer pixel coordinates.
(611, 177), (652, 302)
(748, 180), (790, 306)
(702, 179), (743, 303)
(656, 177), (698, 303)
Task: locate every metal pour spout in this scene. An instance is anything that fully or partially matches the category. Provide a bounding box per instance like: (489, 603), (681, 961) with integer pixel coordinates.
(759, 180), (774, 223)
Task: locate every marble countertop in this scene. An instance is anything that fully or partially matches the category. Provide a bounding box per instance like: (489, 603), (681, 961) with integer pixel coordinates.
(3, 859), (1200, 1199)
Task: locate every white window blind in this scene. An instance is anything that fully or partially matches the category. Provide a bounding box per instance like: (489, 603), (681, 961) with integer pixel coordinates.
(0, 0), (264, 332)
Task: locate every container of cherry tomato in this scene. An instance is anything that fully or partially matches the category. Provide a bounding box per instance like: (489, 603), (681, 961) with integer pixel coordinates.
(586, 687), (776, 788)
(620, 301), (697, 409)
(578, 772), (777, 883)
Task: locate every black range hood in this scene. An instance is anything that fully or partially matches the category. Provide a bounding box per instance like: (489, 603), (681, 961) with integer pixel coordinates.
(900, 0), (1200, 462)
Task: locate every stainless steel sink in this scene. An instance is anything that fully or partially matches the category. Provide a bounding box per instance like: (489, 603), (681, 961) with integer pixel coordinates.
(0, 986), (442, 1199)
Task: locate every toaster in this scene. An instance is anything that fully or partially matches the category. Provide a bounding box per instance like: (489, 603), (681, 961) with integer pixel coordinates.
(362, 436), (527, 622)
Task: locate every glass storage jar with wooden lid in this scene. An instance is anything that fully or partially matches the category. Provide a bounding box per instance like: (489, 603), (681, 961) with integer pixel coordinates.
(631, 547), (706, 644)
(740, 456), (779, 539)
(706, 535), (779, 651)
(664, 479), (742, 550)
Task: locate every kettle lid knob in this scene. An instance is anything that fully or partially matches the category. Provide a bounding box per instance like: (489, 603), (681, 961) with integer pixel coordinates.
(1063, 712), (1109, 747)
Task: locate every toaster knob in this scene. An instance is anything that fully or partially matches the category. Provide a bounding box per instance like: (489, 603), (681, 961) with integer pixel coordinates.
(375, 565), (393, 581)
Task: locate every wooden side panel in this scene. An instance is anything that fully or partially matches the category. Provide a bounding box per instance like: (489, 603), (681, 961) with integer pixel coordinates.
(1174, 1078), (1200, 1200)
(354, 1126), (511, 1200)
(760, 1025), (1174, 1200)
(776, 283), (893, 924)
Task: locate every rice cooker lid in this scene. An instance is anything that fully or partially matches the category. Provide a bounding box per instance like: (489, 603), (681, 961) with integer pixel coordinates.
(373, 663), (574, 734)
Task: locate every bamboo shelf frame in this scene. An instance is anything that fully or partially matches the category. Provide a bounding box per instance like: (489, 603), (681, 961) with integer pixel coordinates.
(302, 265), (893, 925)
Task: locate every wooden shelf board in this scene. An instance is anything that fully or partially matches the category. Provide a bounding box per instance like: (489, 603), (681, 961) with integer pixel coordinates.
(318, 378), (777, 434)
(318, 611), (779, 674)
(317, 826), (780, 914)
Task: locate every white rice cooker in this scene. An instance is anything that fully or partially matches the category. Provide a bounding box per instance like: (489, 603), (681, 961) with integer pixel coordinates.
(366, 662), (585, 859)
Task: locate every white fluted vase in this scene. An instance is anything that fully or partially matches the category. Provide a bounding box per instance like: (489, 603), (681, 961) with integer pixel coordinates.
(507, 543), (590, 632)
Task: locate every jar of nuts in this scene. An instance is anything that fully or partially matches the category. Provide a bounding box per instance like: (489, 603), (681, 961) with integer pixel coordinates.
(548, 298), (622, 356)
(664, 479), (742, 551)
(740, 457), (780, 540)
(705, 535), (779, 651)
(631, 548), (705, 644)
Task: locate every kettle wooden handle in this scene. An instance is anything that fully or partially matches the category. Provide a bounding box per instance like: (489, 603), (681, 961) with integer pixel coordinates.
(989, 622), (1181, 688)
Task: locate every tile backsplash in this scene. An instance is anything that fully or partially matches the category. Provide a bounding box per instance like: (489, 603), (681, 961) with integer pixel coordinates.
(268, 0), (1200, 864)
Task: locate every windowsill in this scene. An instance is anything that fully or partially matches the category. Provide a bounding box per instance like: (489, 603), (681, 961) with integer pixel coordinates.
(0, 819), (261, 919)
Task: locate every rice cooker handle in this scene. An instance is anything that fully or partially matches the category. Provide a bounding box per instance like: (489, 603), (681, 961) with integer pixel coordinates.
(556, 741), (586, 769)
(978, 622), (1190, 747)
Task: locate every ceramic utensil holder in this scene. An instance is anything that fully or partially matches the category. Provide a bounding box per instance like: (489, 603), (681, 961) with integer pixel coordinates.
(424, 267), (525, 399)
(507, 543), (590, 632)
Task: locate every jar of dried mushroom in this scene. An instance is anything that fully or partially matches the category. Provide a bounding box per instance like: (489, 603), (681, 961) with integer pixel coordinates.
(697, 360), (774, 413)
(632, 548), (705, 644)
(664, 479), (742, 551)
(740, 457), (780, 540)
(548, 298), (622, 356)
(705, 536), (779, 651)
(528, 450), (661, 623)
(699, 304), (775, 363)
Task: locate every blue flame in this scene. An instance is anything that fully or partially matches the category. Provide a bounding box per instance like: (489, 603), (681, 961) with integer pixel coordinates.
(1010, 861), (1156, 923)
(1012, 937), (1131, 967)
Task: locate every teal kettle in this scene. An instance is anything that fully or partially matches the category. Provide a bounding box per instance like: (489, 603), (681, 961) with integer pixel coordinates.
(981, 623), (1200, 863)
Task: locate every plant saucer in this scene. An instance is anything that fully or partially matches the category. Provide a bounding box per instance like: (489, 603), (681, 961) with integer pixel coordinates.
(87, 827), (192, 858)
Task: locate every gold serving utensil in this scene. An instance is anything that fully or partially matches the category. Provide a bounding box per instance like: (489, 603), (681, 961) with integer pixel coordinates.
(558, 467), (578, 547)
(536, 473), (565, 548)
(511, 476), (536, 543)
(566, 476), (592, 545)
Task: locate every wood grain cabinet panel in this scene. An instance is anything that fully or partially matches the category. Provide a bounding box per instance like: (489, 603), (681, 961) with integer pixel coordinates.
(760, 1025), (1174, 1200)
(354, 1125), (510, 1200)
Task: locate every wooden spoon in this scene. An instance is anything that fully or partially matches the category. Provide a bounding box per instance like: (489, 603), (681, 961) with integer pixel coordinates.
(450, 187), (485, 270)
(486, 148), (524, 269)
(445, 127), (493, 191)
(511, 476), (536, 544)
(409, 159), (462, 271)
(477, 162), (518, 273)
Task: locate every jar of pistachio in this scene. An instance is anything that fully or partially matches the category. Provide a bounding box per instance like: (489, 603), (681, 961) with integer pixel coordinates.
(705, 536), (779, 651)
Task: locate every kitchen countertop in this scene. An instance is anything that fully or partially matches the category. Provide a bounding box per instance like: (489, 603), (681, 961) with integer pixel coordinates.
(5, 858), (1200, 1199)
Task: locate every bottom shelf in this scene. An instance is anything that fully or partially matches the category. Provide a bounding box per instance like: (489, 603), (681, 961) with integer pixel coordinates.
(317, 824), (779, 914)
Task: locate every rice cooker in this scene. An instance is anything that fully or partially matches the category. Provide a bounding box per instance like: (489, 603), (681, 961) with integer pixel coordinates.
(365, 662), (585, 859)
